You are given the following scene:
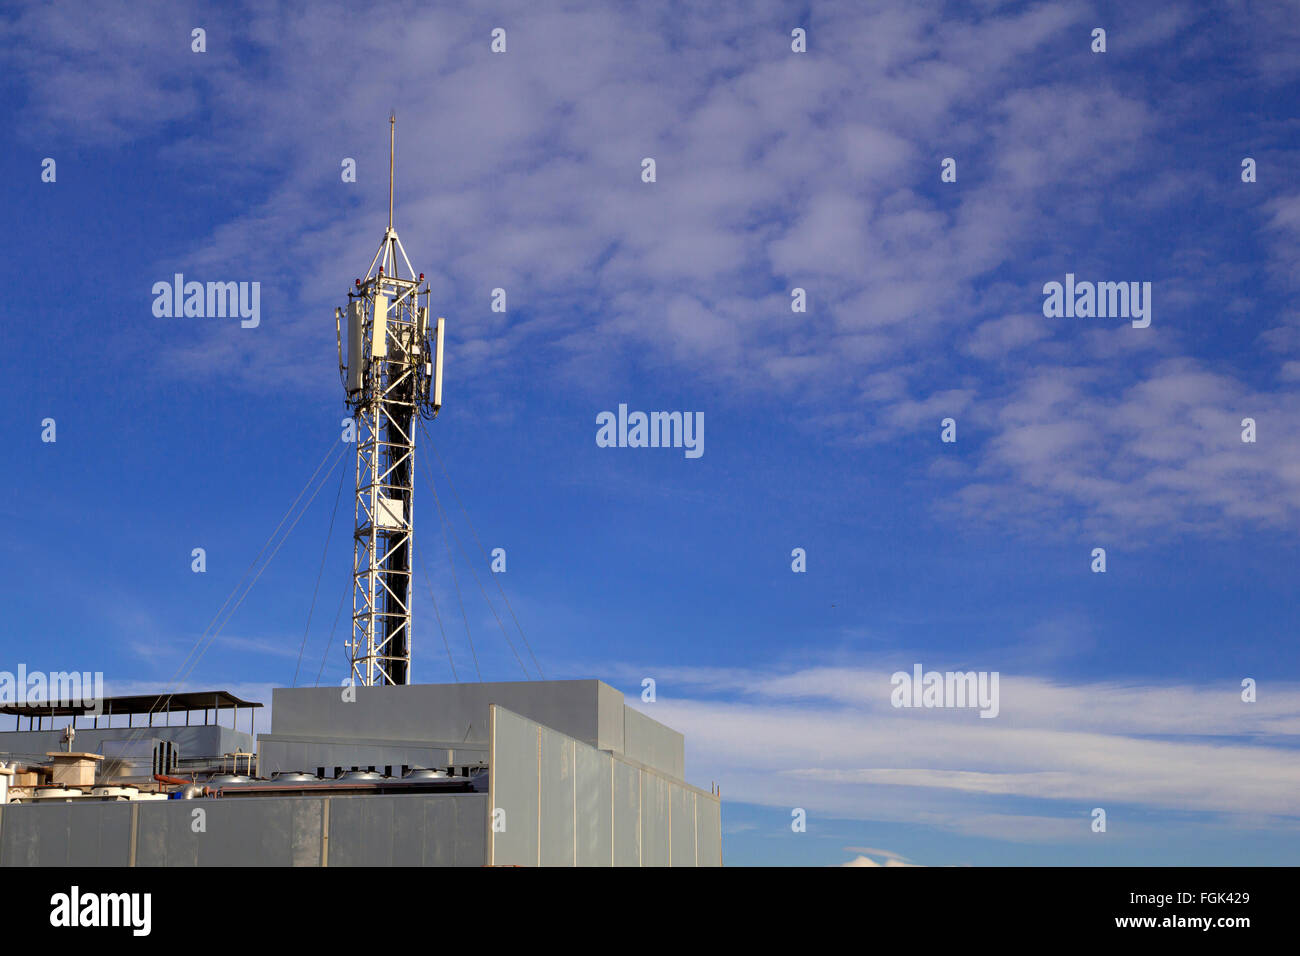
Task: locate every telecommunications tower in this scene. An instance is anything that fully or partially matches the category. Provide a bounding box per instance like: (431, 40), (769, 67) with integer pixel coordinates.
(336, 116), (445, 686)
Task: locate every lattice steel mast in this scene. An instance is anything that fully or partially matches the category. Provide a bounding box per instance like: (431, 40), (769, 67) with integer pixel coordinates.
(336, 116), (444, 686)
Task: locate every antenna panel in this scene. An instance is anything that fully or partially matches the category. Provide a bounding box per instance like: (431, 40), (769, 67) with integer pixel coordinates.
(346, 300), (365, 394)
(432, 316), (445, 409)
(372, 295), (389, 358)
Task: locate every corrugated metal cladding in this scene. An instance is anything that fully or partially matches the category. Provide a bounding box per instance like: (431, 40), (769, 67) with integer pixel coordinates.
(489, 705), (721, 866)
(624, 706), (685, 780)
(0, 802), (133, 867)
(259, 680), (686, 780)
(0, 794), (486, 867)
(0, 697), (720, 867)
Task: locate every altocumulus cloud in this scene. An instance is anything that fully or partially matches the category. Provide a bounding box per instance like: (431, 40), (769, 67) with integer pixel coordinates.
(7, 1), (1299, 539)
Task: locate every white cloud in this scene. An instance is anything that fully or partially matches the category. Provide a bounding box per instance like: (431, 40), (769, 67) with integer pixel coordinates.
(949, 358), (1300, 538)
(5, 0), (1298, 539)
(621, 662), (1300, 840)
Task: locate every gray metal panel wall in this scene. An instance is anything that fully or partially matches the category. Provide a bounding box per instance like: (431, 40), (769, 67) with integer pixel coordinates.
(489, 707), (539, 866)
(696, 791), (722, 866)
(327, 793), (485, 866)
(0, 801), (133, 866)
(596, 682), (626, 754)
(326, 794), (392, 866)
(611, 759), (640, 866)
(640, 771), (670, 867)
(670, 784), (696, 866)
(623, 706), (685, 780)
(538, 727), (575, 866)
(257, 682), (698, 784)
(575, 744), (611, 866)
(270, 681), (613, 747)
(489, 705), (720, 867)
(0, 793), (486, 867)
(135, 796), (324, 866)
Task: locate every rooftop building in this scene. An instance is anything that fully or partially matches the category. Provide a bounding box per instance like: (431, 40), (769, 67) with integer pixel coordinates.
(0, 680), (721, 866)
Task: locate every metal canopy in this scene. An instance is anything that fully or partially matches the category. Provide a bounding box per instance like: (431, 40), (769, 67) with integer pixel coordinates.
(0, 690), (263, 718)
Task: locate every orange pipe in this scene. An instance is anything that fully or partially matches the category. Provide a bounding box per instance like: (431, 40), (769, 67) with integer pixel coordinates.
(153, 774), (193, 786)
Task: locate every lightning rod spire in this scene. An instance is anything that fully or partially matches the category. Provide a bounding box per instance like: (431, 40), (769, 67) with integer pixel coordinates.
(388, 113), (395, 232)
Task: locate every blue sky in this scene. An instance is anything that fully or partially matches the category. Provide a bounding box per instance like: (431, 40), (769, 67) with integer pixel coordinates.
(3, 0), (1299, 866)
